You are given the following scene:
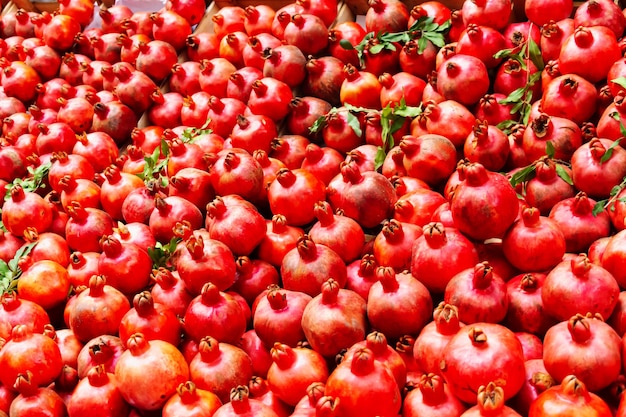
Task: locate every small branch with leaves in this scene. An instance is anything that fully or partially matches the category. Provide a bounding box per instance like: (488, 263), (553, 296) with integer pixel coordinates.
(340, 16), (451, 67)
(4, 162), (51, 201)
(593, 176), (626, 216)
(0, 242), (37, 295)
(136, 139), (170, 189)
(508, 143), (573, 193)
(494, 31), (544, 132)
(309, 100), (422, 171)
(147, 237), (182, 270)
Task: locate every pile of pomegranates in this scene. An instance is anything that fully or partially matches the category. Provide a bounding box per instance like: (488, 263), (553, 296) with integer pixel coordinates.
(2, 0), (626, 414)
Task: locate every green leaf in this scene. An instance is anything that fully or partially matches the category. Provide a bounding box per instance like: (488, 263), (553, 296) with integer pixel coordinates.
(592, 200), (607, 216)
(346, 111), (363, 138)
(493, 47), (516, 60)
(527, 38), (544, 71)
(555, 164), (574, 185)
(496, 119), (518, 134)
(610, 184), (623, 197)
(148, 237), (182, 270)
(545, 141), (555, 159)
(309, 114), (328, 134)
(380, 32), (407, 44)
(339, 39), (354, 50)
(374, 147), (386, 171)
(416, 37), (429, 53)
(393, 104), (422, 118)
(0, 261), (9, 275)
(368, 43), (386, 55)
(5, 162), (52, 201)
(610, 112), (626, 138)
(601, 138), (622, 164)
(499, 87), (527, 105)
(344, 103), (372, 114)
(509, 164), (537, 187)
(0, 241), (37, 295)
(611, 76), (626, 90)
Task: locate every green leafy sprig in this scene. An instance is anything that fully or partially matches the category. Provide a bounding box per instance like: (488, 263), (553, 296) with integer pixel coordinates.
(494, 34), (544, 132)
(309, 104), (368, 138)
(0, 242), (37, 295)
(147, 236), (182, 270)
(309, 100), (422, 171)
(136, 139), (170, 188)
(592, 177), (626, 216)
(4, 162), (51, 201)
(340, 16), (451, 66)
(508, 144), (573, 191)
(375, 99), (422, 169)
(181, 119), (213, 144)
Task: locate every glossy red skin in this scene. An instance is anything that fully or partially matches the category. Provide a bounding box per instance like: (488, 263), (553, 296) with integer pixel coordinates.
(441, 322), (526, 404)
(543, 316), (622, 392)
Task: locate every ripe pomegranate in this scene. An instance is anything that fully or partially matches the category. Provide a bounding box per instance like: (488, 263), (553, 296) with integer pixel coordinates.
(450, 161), (520, 241)
(325, 347), (401, 416)
(266, 342), (329, 407)
(189, 336), (253, 404)
(502, 206), (566, 272)
(529, 374), (612, 416)
(437, 54), (490, 106)
(543, 313), (621, 392)
(441, 323), (526, 404)
(367, 267), (433, 341)
(115, 333), (189, 410)
(281, 235), (347, 297)
(301, 278), (367, 358)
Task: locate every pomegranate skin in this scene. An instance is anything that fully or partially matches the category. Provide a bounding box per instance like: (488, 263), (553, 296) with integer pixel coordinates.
(450, 161), (519, 242)
(441, 322), (526, 404)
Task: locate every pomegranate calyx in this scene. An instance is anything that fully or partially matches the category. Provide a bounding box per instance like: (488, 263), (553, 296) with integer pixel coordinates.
(423, 222), (447, 248)
(13, 370), (38, 396)
(126, 332), (151, 355)
(200, 282), (222, 305)
(419, 373), (447, 405)
(531, 371), (556, 393)
(434, 302), (462, 334)
(350, 347), (376, 375)
(358, 254), (377, 277)
(560, 374), (590, 398)
(87, 274), (107, 297)
(133, 291), (156, 316)
(477, 382), (505, 412)
(267, 287), (288, 310)
(86, 364), (110, 387)
(377, 266), (400, 293)
(468, 327), (488, 345)
(321, 278), (341, 303)
(198, 336), (221, 362)
(521, 206), (541, 227)
(472, 261), (494, 290)
(365, 331), (388, 355)
(176, 381), (199, 404)
(270, 342), (296, 368)
(567, 313), (592, 343)
(570, 253), (592, 277)
(296, 235), (318, 260)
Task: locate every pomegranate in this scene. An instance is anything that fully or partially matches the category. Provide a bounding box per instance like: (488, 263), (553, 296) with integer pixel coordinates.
(266, 342), (329, 407)
(115, 333), (189, 410)
(529, 374), (612, 416)
(189, 336), (253, 404)
(543, 313), (622, 392)
(367, 267), (433, 341)
(442, 323), (525, 404)
(300, 278), (367, 358)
